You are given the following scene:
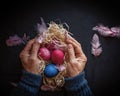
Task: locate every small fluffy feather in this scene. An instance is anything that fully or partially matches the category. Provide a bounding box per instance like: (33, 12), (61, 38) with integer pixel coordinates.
(37, 17), (47, 33)
(56, 65), (66, 71)
(91, 34), (102, 57)
(92, 24), (120, 37)
(6, 33), (29, 46)
(11, 82), (17, 87)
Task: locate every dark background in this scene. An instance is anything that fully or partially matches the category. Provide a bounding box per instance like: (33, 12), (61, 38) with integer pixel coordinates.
(0, 0), (120, 96)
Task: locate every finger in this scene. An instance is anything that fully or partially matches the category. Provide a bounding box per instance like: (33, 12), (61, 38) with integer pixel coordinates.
(20, 39), (34, 59)
(30, 39), (40, 58)
(66, 35), (80, 45)
(67, 39), (84, 57)
(22, 39), (35, 54)
(67, 44), (75, 61)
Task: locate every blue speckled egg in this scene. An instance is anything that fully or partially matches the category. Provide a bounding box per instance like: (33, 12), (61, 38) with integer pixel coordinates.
(44, 64), (59, 77)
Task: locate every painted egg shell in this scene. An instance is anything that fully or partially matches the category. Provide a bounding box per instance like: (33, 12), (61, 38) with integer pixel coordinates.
(38, 47), (51, 61)
(51, 49), (64, 65)
(44, 64), (59, 77)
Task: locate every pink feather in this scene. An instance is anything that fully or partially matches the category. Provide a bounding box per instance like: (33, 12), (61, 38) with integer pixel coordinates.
(6, 33), (29, 47)
(55, 65), (66, 71)
(41, 85), (56, 91)
(37, 17), (47, 33)
(37, 17), (48, 43)
(91, 34), (102, 57)
(111, 27), (120, 37)
(92, 24), (120, 37)
(11, 82), (17, 87)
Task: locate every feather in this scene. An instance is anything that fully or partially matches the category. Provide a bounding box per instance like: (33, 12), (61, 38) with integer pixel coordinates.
(92, 24), (120, 37)
(11, 82), (18, 87)
(41, 85), (56, 91)
(91, 34), (102, 57)
(37, 35), (44, 43)
(37, 17), (47, 33)
(6, 33), (29, 47)
(111, 27), (120, 37)
(92, 24), (113, 37)
(55, 65), (66, 71)
(37, 17), (48, 43)
(22, 33), (30, 44)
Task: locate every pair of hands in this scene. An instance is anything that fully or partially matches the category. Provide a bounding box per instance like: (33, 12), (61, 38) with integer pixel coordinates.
(19, 37), (87, 77)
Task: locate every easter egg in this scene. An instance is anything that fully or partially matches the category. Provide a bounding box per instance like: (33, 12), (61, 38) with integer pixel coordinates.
(38, 47), (51, 61)
(44, 64), (59, 77)
(51, 49), (64, 65)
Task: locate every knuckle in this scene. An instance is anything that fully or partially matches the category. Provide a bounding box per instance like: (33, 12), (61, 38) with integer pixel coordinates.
(81, 54), (87, 63)
(69, 52), (73, 56)
(32, 49), (36, 53)
(29, 39), (33, 43)
(83, 56), (87, 63)
(27, 39), (34, 44)
(34, 39), (39, 44)
(70, 59), (75, 64)
(84, 56), (87, 61)
(29, 57), (36, 61)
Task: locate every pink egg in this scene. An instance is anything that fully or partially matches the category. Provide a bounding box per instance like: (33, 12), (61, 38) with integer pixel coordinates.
(38, 47), (51, 61)
(51, 49), (64, 65)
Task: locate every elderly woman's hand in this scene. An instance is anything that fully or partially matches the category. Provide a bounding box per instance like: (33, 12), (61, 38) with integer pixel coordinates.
(66, 37), (87, 77)
(19, 39), (41, 74)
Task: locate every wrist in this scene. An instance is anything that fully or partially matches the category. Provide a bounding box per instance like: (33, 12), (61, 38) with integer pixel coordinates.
(25, 69), (40, 75)
(64, 71), (86, 90)
(20, 70), (43, 87)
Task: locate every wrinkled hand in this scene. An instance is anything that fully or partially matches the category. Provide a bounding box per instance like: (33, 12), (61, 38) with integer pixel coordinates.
(66, 37), (87, 77)
(19, 39), (41, 74)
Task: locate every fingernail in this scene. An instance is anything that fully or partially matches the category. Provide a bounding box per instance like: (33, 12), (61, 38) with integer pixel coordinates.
(37, 36), (43, 43)
(67, 34), (73, 39)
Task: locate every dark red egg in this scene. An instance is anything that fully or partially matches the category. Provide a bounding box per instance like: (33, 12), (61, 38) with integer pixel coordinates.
(51, 49), (64, 65)
(38, 47), (51, 61)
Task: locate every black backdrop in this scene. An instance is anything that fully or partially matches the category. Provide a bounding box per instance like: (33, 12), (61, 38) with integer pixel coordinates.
(0, 1), (120, 96)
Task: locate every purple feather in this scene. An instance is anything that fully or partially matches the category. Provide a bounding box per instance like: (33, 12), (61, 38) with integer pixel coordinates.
(91, 34), (102, 57)
(6, 33), (30, 47)
(41, 85), (56, 91)
(55, 65), (66, 71)
(93, 24), (120, 37)
(37, 17), (47, 33)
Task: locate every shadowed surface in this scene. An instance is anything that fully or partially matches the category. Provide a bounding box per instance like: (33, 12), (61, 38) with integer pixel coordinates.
(0, 1), (120, 96)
